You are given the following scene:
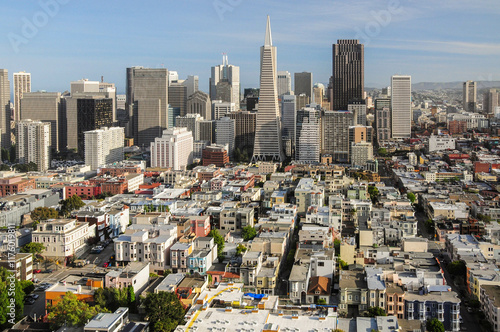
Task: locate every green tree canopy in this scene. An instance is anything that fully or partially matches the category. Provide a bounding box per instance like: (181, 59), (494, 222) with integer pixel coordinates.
(334, 239), (341, 257)
(60, 194), (85, 217)
(47, 292), (106, 330)
(365, 306), (386, 317)
(236, 244), (247, 256)
(377, 148), (387, 157)
(447, 260), (466, 278)
(426, 318), (445, 332)
(144, 291), (186, 332)
(208, 229), (225, 260)
(31, 207), (59, 224)
(407, 192), (416, 204)
(20, 243), (44, 261)
(0, 164), (10, 171)
(13, 162), (38, 172)
(93, 287), (132, 312)
(241, 226), (257, 241)
(338, 259), (348, 270)
(368, 186), (379, 204)
(0, 267), (25, 328)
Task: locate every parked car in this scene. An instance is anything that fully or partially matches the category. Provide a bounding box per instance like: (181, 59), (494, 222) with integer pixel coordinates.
(103, 262), (109, 268)
(43, 269), (53, 273)
(27, 294), (39, 300)
(33, 269), (41, 273)
(24, 298), (35, 305)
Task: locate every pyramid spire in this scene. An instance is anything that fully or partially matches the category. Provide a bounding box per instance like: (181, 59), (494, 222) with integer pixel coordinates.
(264, 15), (272, 46)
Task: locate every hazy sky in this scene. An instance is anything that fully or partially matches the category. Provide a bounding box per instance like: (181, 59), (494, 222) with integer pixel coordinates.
(1, 0), (499, 94)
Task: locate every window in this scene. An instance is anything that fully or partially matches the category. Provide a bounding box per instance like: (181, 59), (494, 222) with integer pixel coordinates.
(318, 262), (324, 267)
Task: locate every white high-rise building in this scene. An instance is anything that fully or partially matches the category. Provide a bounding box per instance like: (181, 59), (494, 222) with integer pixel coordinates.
(210, 55), (240, 106)
(297, 108), (320, 163)
(84, 127), (124, 170)
(277, 71), (292, 96)
(183, 75), (199, 98)
(251, 16), (284, 162)
(391, 75), (412, 139)
(150, 127), (193, 170)
(13, 72), (31, 122)
(0, 69), (11, 148)
(16, 120), (51, 171)
(215, 117), (236, 157)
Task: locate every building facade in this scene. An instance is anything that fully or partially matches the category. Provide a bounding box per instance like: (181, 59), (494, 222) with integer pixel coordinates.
(391, 75), (412, 139)
(251, 16), (284, 162)
(84, 127), (124, 171)
(150, 127), (194, 170)
(13, 71), (31, 122)
(16, 120), (51, 171)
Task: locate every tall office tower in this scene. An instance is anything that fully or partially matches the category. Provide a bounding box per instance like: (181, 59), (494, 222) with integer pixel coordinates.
(215, 117), (235, 157)
(321, 110), (353, 163)
(229, 110), (256, 153)
(484, 89), (500, 114)
(331, 40), (364, 110)
(175, 114), (202, 141)
(381, 86), (391, 97)
(168, 71), (179, 84)
(168, 82), (187, 116)
(281, 94), (296, 158)
(187, 91), (211, 120)
(168, 105), (181, 129)
(65, 96), (113, 154)
(348, 100), (367, 126)
(13, 72), (31, 122)
(296, 94), (309, 111)
(212, 100), (236, 120)
(84, 127), (124, 170)
(183, 75), (199, 98)
(251, 17), (284, 162)
(126, 67), (168, 143)
(0, 69), (11, 148)
(99, 82), (117, 123)
(16, 120), (51, 171)
(20, 92), (63, 152)
(391, 75), (412, 139)
(296, 108), (320, 163)
(116, 94), (127, 127)
(375, 97), (391, 111)
(313, 83), (324, 107)
(199, 120), (214, 143)
(210, 54), (240, 105)
(277, 71), (292, 96)
(294, 72), (313, 100)
(376, 107), (391, 142)
(463, 81), (477, 112)
(150, 127), (193, 170)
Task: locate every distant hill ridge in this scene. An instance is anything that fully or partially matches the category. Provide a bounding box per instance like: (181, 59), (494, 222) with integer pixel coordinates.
(365, 81), (500, 91)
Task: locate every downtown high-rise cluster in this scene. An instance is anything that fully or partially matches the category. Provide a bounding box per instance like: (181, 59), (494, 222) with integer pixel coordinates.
(0, 16), (417, 172)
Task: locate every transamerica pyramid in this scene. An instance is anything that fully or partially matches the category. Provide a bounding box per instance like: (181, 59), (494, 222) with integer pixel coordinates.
(251, 16), (285, 163)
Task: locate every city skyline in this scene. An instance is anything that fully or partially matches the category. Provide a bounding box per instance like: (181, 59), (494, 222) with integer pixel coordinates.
(1, 1), (499, 94)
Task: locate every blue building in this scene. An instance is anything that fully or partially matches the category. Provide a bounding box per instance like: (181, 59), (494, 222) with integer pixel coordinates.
(404, 286), (460, 331)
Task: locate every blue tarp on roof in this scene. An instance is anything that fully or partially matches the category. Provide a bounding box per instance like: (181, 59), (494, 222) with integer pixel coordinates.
(243, 293), (266, 299)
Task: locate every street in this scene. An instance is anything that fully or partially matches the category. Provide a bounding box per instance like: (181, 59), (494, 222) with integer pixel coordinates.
(24, 242), (116, 321)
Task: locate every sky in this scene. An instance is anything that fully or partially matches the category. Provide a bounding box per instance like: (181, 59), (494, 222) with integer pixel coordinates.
(1, 0), (499, 94)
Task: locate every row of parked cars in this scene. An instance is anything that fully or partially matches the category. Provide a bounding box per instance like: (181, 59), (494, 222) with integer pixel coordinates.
(90, 239), (112, 254)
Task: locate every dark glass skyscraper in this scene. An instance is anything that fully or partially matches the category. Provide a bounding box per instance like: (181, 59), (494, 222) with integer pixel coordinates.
(331, 40), (364, 111)
(77, 98), (113, 155)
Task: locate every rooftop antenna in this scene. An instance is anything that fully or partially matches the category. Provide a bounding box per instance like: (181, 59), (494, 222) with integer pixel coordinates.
(222, 53), (228, 66)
